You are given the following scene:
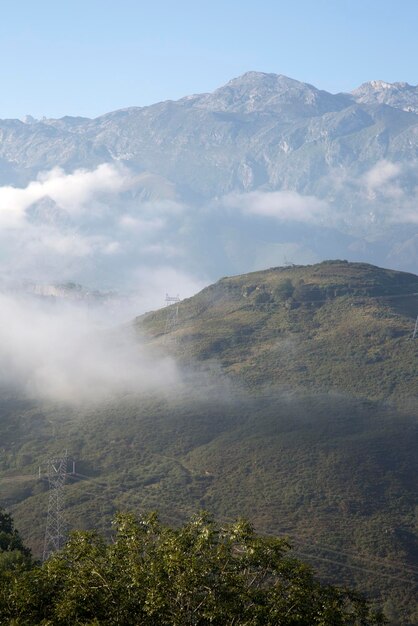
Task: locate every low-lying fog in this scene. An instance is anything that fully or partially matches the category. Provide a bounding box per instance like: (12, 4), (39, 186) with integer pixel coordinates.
(0, 291), (182, 403)
(0, 164), (212, 403)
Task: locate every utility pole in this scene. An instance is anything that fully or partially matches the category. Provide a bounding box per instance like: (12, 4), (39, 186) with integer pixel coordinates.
(41, 451), (75, 562)
(412, 315), (418, 339)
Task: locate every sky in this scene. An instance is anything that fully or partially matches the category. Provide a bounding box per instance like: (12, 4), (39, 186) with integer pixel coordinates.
(1, 0), (418, 119)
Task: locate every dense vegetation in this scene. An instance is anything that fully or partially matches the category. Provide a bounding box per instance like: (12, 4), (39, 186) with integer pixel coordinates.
(0, 508), (385, 625)
(1, 262), (417, 623)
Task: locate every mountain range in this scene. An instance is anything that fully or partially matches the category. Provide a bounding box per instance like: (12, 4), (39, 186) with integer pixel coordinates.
(2, 72), (418, 285)
(4, 72), (418, 183)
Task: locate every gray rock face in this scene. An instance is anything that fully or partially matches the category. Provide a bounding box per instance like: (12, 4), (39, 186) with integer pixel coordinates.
(187, 71), (352, 116)
(351, 80), (418, 114)
(1, 71), (418, 281)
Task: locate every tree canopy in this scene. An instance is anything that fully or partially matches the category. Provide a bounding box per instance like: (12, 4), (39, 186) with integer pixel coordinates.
(0, 509), (385, 625)
(0, 507), (32, 571)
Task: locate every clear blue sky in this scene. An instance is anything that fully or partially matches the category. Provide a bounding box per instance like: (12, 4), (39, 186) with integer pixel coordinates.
(1, 0), (418, 119)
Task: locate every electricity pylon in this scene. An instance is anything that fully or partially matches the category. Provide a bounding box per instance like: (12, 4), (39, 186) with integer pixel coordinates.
(413, 315), (418, 339)
(164, 294), (180, 338)
(42, 452), (69, 562)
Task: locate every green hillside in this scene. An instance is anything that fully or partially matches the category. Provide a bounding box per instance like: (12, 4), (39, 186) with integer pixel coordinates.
(1, 261), (418, 624)
(138, 260), (418, 402)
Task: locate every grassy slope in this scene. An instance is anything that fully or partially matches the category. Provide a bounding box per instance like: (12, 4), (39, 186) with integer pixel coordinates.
(1, 261), (418, 624)
(139, 260), (418, 401)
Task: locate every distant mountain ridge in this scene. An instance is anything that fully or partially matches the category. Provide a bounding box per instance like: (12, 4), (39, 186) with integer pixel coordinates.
(4, 71), (418, 184)
(2, 71), (418, 279)
(16, 72), (418, 122)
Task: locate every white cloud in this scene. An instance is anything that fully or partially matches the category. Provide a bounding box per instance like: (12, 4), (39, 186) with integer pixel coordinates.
(119, 215), (166, 233)
(0, 292), (182, 404)
(0, 260), (207, 404)
(221, 190), (329, 224)
(26, 229), (99, 257)
(132, 198), (186, 216)
(0, 164), (209, 404)
(0, 163), (130, 228)
(321, 161), (418, 229)
(34, 163), (130, 212)
(359, 161), (418, 224)
(0, 165), (200, 286)
(387, 203), (418, 224)
(363, 160), (402, 196)
(0, 164), (136, 279)
(141, 243), (183, 258)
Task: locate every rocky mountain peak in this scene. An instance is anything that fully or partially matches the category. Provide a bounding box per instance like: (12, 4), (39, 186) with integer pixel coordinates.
(21, 115), (39, 125)
(370, 79), (412, 91)
(191, 71), (350, 116)
(352, 79), (418, 113)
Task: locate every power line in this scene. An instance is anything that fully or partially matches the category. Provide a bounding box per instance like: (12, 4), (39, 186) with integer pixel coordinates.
(289, 550), (414, 585)
(290, 539), (418, 577)
(151, 507), (418, 585)
(65, 473), (418, 585)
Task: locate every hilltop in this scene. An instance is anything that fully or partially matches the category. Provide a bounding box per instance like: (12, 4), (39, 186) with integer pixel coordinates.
(138, 260), (418, 402)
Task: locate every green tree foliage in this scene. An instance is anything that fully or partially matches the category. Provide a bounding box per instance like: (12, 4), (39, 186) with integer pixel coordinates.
(0, 507), (32, 571)
(1, 511), (385, 625)
(0, 507), (33, 623)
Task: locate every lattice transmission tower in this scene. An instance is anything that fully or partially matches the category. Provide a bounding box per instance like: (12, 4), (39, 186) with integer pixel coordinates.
(164, 294), (180, 338)
(413, 314), (418, 339)
(42, 452), (72, 562)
